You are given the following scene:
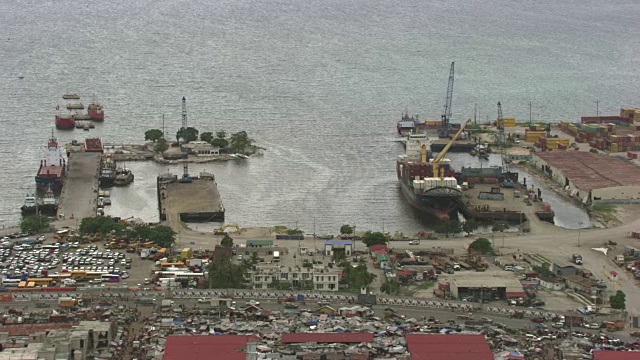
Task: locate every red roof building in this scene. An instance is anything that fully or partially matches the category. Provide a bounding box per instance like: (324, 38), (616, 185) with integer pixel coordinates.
(163, 335), (257, 360)
(281, 333), (374, 344)
(593, 351), (640, 360)
(369, 244), (388, 253)
(405, 334), (493, 360)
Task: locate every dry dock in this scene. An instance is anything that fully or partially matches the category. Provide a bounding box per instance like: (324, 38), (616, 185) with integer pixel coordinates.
(158, 172), (224, 224)
(57, 152), (101, 219)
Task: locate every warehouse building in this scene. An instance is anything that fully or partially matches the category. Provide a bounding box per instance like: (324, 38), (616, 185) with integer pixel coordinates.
(532, 151), (640, 204)
(450, 275), (524, 302)
(324, 240), (354, 257)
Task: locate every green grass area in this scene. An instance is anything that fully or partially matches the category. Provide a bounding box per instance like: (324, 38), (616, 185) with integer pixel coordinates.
(591, 203), (616, 214)
(416, 280), (436, 290)
(272, 225), (288, 233)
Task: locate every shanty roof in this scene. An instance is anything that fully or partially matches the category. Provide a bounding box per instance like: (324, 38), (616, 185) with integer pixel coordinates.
(406, 334), (493, 360)
(281, 333), (374, 344)
(163, 335), (257, 360)
(593, 351), (640, 360)
(536, 151), (640, 192)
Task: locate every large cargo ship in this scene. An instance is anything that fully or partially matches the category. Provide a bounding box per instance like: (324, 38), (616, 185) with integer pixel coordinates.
(396, 133), (462, 220)
(35, 132), (67, 194)
(397, 113), (417, 135)
(55, 112), (76, 130)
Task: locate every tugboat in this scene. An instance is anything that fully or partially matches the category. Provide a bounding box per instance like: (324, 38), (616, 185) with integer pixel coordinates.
(113, 167), (134, 186)
(99, 155), (117, 188)
(38, 186), (58, 216)
(20, 194), (37, 216)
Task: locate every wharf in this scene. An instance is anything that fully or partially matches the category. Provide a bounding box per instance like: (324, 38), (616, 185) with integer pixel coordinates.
(459, 183), (533, 226)
(157, 172), (224, 224)
(57, 152), (101, 220)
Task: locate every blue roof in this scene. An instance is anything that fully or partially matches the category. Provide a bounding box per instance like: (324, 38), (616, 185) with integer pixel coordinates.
(324, 240), (353, 245)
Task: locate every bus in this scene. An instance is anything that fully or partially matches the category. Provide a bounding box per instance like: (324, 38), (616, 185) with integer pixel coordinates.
(86, 272), (108, 279)
(101, 274), (120, 283)
(174, 273), (205, 281)
(18, 281), (27, 288)
(50, 274), (72, 281)
(161, 262), (186, 269)
(1, 279), (21, 287)
(70, 271), (88, 279)
(27, 282), (35, 288)
(27, 278), (54, 286)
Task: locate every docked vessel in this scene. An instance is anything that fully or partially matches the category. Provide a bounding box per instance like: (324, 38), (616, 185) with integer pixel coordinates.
(113, 167), (134, 186)
(396, 120), (471, 220)
(35, 132), (67, 194)
(66, 102), (84, 110)
(397, 112), (417, 135)
(99, 156), (117, 188)
(20, 194), (37, 216)
(62, 93), (80, 100)
(55, 113), (76, 130)
(87, 102), (104, 121)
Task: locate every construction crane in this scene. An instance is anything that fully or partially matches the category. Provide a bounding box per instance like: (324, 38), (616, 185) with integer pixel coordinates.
(431, 118), (472, 178)
(497, 102), (514, 187)
(180, 96), (192, 183)
(438, 62), (455, 138)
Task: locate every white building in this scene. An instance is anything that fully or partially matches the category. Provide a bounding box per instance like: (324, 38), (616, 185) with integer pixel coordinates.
(182, 141), (220, 156)
(250, 264), (340, 292)
(324, 240), (354, 257)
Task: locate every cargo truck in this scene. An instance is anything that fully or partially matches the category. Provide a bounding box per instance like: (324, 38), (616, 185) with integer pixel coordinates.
(58, 297), (81, 308)
(161, 300), (175, 309)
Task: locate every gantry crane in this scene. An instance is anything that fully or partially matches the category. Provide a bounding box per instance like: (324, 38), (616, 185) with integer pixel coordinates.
(438, 62), (455, 138)
(431, 118), (472, 178)
(180, 96), (192, 183)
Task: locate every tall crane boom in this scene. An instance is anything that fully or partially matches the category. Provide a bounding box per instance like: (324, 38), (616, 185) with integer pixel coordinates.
(439, 62), (455, 138)
(432, 118), (472, 178)
(180, 96), (192, 183)
(497, 102), (510, 176)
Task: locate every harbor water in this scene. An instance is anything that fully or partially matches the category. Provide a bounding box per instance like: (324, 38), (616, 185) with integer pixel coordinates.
(0, 0), (633, 232)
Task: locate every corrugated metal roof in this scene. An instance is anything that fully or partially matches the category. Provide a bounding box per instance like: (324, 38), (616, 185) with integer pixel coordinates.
(369, 244), (388, 252)
(536, 151), (640, 192)
(406, 334), (493, 360)
(163, 335), (257, 360)
(281, 333), (374, 344)
(593, 351), (640, 360)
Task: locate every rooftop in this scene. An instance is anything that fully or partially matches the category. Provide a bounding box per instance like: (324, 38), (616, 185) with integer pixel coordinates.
(406, 334), (493, 360)
(324, 240), (354, 246)
(281, 333), (374, 344)
(163, 335), (257, 360)
(451, 275), (523, 290)
(593, 351), (640, 360)
(536, 151), (640, 192)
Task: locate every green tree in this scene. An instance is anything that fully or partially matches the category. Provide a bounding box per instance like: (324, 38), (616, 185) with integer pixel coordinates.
(220, 234), (234, 247)
(340, 262), (375, 291)
(176, 126), (199, 143)
(153, 137), (169, 155)
(462, 219), (479, 236)
(340, 224), (353, 235)
(286, 228), (304, 235)
(144, 129), (163, 143)
(469, 237), (494, 255)
(381, 279), (401, 295)
(362, 231), (388, 247)
(610, 290), (626, 309)
(216, 130), (227, 139)
(79, 216), (124, 236)
(200, 131), (214, 143)
(229, 131), (254, 153)
(434, 220), (462, 238)
(211, 138), (229, 148)
(126, 223), (175, 248)
(269, 280), (293, 290)
(19, 215), (50, 234)
(207, 253), (248, 289)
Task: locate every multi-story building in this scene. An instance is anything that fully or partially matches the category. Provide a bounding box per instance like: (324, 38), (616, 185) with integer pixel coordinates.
(250, 264), (340, 292)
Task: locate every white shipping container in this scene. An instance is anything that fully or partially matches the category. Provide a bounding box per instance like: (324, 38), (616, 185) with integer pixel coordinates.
(413, 180), (421, 189)
(417, 180), (425, 189)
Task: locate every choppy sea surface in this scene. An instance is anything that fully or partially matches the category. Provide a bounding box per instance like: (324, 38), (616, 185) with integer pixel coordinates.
(2, 0), (636, 232)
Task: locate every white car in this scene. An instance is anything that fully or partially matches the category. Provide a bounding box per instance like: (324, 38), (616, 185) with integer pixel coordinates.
(246, 300), (260, 306)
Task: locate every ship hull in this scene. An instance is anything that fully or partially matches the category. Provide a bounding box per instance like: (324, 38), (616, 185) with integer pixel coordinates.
(89, 111), (104, 121)
(35, 178), (64, 193)
(398, 178), (461, 221)
(55, 116), (76, 130)
(100, 177), (115, 188)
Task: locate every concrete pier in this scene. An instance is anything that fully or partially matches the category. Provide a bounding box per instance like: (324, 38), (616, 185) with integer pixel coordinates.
(57, 152), (101, 220)
(158, 172), (225, 225)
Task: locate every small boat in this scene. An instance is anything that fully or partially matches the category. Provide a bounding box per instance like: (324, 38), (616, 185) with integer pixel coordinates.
(62, 93), (80, 100)
(98, 196), (112, 205)
(39, 187), (58, 216)
(20, 194), (37, 216)
(87, 101), (105, 122)
(470, 149), (477, 156)
(113, 167), (134, 186)
(66, 103), (84, 110)
(235, 153), (249, 159)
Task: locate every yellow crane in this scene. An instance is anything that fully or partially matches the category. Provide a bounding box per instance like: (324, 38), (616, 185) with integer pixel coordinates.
(431, 119), (473, 178)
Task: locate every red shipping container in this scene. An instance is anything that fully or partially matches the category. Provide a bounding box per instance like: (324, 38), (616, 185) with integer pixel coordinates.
(484, 178), (498, 184)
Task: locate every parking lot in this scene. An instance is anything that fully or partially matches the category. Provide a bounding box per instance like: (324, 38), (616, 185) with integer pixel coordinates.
(0, 232), (155, 288)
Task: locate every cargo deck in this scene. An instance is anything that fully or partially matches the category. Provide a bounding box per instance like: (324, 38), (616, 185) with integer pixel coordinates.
(57, 152), (101, 219)
(157, 172), (224, 223)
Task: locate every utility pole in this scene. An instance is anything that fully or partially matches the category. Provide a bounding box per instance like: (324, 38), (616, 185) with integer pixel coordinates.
(162, 114), (165, 137)
(596, 100), (600, 117)
(577, 221), (583, 247)
(529, 102), (532, 125)
(474, 104), (477, 125)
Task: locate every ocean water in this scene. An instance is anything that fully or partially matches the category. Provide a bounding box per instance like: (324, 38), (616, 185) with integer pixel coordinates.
(1, 0), (637, 232)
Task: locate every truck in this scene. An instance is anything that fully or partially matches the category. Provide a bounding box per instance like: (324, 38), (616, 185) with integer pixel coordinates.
(58, 297), (81, 308)
(606, 320), (624, 332)
(161, 300), (175, 309)
(273, 251), (280, 262)
(615, 255), (625, 266)
(572, 254), (583, 265)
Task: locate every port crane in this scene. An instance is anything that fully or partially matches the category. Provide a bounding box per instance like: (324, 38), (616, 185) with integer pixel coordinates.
(497, 102), (514, 187)
(438, 62), (455, 138)
(179, 97), (192, 183)
(428, 118), (472, 178)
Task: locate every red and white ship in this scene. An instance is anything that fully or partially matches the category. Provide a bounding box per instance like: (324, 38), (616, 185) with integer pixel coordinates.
(55, 105), (76, 130)
(88, 102), (104, 121)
